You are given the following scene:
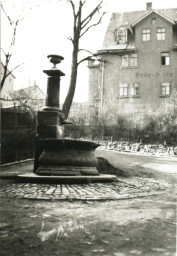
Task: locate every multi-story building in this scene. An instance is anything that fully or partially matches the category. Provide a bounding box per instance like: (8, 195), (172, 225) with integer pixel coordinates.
(88, 2), (177, 115)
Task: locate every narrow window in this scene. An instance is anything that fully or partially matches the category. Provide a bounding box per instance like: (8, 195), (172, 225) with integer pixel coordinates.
(161, 83), (170, 95)
(130, 83), (140, 96)
(161, 52), (170, 66)
(120, 84), (128, 96)
(157, 28), (166, 40)
(142, 29), (150, 41)
(151, 18), (156, 24)
(117, 29), (127, 44)
(121, 55), (129, 67)
(130, 54), (138, 67)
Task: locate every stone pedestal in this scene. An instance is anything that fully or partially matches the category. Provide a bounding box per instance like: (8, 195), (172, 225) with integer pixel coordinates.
(33, 55), (65, 173)
(33, 55), (100, 177)
(37, 111), (64, 138)
(31, 54), (116, 183)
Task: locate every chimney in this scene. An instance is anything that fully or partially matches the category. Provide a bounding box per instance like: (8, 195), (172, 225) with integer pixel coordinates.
(146, 2), (152, 11)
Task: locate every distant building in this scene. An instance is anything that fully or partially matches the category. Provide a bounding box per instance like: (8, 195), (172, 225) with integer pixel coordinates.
(88, 2), (177, 115)
(13, 84), (46, 111)
(0, 63), (16, 108)
(1, 83), (46, 163)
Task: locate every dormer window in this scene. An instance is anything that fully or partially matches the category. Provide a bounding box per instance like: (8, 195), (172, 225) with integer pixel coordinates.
(115, 27), (127, 44)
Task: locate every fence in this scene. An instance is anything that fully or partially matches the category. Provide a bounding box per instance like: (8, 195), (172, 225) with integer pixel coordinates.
(1, 107), (177, 164)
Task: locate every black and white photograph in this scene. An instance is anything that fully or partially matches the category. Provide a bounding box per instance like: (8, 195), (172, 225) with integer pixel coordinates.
(0, 0), (177, 255)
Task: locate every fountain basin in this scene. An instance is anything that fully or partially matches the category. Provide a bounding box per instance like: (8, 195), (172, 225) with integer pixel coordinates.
(17, 173), (117, 184)
(35, 139), (100, 176)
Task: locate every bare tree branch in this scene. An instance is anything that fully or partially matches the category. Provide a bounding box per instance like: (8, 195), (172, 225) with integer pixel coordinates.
(82, 0), (86, 6)
(81, 2), (103, 31)
(1, 62), (5, 69)
(5, 63), (24, 78)
(80, 12), (106, 37)
(67, 36), (74, 43)
(1, 47), (6, 56)
(8, 20), (19, 57)
(81, 16), (92, 30)
(77, 55), (94, 65)
(76, 1), (82, 31)
(1, 3), (14, 25)
(81, 1), (103, 26)
(78, 49), (94, 54)
(1, 4), (24, 89)
(77, 52), (103, 66)
(69, 0), (76, 17)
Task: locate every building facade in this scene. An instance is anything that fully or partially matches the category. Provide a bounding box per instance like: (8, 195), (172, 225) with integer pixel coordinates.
(88, 3), (177, 115)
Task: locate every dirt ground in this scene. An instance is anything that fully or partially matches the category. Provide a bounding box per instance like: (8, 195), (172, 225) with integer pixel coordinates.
(0, 181), (176, 256)
(0, 151), (176, 256)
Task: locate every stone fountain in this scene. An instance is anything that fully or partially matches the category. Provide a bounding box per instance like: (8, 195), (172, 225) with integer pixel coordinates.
(18, 55), (116, 183)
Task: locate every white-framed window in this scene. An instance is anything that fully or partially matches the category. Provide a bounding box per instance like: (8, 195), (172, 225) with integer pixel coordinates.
(121, 55), (129, 67)
(119, 84), (128, 96)
(116, 29), (127, 44)
(130, 83), (140, 96)
(157, 28), (166, 40)
(161, 52), (170, 66)
(161, 82), (170, 95)
(130, 54), (138, 67)
(142, 29), (150, 41)
(121, 54), (138, 67)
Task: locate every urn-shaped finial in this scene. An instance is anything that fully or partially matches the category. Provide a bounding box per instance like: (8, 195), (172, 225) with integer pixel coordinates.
(47, 54), (64, 68)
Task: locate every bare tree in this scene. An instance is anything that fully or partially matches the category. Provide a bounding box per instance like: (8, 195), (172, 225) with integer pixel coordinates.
(62, 0), (106, 119)
(0, 3), (24, 89)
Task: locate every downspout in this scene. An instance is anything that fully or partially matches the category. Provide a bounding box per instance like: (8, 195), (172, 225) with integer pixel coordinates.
(100, 60), (104, 115)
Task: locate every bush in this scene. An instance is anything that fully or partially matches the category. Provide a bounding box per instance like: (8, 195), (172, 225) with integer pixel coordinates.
(67, 91), (177, 143)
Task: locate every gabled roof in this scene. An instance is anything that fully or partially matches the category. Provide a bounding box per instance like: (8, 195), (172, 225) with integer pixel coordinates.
(100, 8), (177, 51)
(15, 84), (45, 99)
(132, 10), (175, 27)
(111, 8), (177, 29)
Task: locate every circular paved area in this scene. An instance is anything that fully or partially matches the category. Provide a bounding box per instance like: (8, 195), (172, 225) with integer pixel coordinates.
(0, 178), (171, 200)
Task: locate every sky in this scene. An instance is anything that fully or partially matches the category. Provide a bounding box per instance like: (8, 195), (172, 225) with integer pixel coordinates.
(1, 0), (177, 103)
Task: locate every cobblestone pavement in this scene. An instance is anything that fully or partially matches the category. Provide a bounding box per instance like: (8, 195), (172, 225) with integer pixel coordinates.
(0, 178), (172, 201)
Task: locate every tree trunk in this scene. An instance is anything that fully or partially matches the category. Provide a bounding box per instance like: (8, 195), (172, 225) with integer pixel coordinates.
(62, 0), (103, 119)
(62, 41), (79, 119)
(1, 66), (8, 89)
(1, 77), (6, 89)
